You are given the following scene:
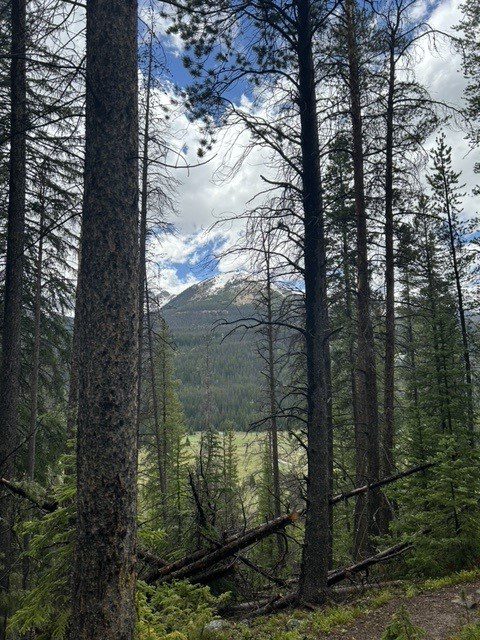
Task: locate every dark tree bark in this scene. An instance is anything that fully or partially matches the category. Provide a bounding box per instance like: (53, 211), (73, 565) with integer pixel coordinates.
(296, 0), (332, 603)
(69, 1), (139, 638)
(383, 42), (396, 482)
(0, 1), (27, 636)
(379, 39), (396, 535)
(345, 0), (381, 559)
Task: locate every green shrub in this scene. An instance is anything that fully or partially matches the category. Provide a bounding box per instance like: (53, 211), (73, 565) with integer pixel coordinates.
(381, 607), (426, 640)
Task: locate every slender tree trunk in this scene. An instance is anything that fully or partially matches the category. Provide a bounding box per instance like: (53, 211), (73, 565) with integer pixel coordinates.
(22, 173), (45, 596)
(403, 271), (424, 463)
(441, 166), (475, 443)
(383, 45), (395, 479)
(380, 44), (396, 534)
(66, 263), (81, 442)
(0, 2), (27, 636)
(136, 30), (154, 441)
(69, 1), (139, 637)
(263, 245), (284, 557)
(345, 0), (380, 559)
(296, 0), (331, 603)
(146, 285), (168, 503)
(27, 194), (45, 482)
(265, 252), (282, 522)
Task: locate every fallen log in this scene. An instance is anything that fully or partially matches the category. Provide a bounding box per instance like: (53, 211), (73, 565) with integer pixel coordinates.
(137, 548), (168, 568)
(244, 539), (414, 618)
(145, 530), (243, 581)
(200, 530), (287, 587)
(152, 513), (299, 583)
(330, 462), (435, 506)
(326, 540), (413, 586)
(191, 559), (237, 585)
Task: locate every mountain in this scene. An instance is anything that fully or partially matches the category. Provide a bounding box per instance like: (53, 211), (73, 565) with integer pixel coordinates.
(158, 274), (265, 432)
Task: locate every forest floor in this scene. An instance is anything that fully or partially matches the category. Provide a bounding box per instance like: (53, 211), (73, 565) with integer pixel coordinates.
(325, 578), (480, 639)
(221, 570), (480, 640)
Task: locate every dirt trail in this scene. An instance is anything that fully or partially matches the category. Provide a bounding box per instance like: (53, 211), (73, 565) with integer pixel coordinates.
(326, 580), (480, 640)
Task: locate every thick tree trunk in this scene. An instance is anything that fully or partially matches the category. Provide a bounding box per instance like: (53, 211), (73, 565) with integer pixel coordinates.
(0, 1), (27, 636)
(345, 0), (380, 559)
(69, 1), (139, 638)
(296, 0), (331, 603)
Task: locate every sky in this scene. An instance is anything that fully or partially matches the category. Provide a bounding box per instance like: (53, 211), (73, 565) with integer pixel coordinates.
(145, 0), (480, 296)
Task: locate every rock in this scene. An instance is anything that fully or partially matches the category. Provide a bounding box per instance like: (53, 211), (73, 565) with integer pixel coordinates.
(451, 595), (478, 609)
(286, 619), (302, 630)
(204, 619), (229, 633)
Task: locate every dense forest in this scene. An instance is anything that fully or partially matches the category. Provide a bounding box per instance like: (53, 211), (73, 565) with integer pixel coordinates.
(0, 0), (479, 638)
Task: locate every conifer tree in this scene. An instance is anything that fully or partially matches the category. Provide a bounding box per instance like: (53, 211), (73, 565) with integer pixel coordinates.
(427, 134), (476, 441)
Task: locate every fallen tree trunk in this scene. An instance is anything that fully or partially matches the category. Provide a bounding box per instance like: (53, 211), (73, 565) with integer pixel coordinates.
(137, 548), (167, 569)
(330, 462), (435, 505)
(150, 513), (299, 583)
(243, 538), (414, 617)
(326, 540), (413, 586)
(191, 559), (237, 585)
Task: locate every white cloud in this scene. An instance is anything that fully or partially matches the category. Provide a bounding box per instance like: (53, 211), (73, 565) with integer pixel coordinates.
(150, 0), (479, 295)
(148, 265), (199, 296)
(413, 0), (479, 214)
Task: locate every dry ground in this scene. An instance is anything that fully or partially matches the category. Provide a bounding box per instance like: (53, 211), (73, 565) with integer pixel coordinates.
(326, 579), (480, 639)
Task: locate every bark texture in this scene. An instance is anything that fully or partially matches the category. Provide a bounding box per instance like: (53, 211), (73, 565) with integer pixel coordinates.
(296, 0), (332, 603)
(69, 1), (139, 638)
(0, 1), (27, 636)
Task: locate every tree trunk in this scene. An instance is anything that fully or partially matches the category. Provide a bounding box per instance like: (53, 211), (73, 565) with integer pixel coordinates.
(296, 0), (331, 603)
(380, 43), (396, 534)
(69, 0), (139, 638)
(0, 1), (27, 636)
(66, 260), (81, 442)
(136, 29), (154, 441)
(146, 285), (168, 503)
(264, 247), (282, 521)
(263, 240), (285, 557)
(27, 194), (45, 482)
(345, 0), (380, 559)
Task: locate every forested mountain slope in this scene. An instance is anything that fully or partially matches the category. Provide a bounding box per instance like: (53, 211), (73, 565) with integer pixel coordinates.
(158, 274), (266, 432)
